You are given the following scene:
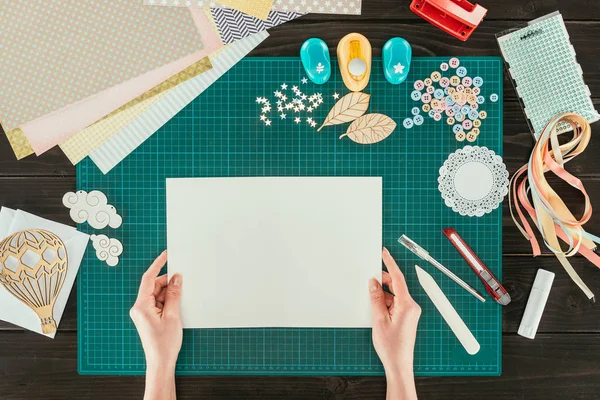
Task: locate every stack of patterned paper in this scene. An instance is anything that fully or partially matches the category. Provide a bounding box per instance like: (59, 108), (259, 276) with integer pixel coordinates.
(0, 0), (360, 174)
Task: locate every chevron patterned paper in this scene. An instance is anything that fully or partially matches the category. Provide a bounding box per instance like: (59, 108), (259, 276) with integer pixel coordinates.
(211, 8), (303, 44)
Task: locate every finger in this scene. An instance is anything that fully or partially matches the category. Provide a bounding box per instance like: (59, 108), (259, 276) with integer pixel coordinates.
(153, 275), (168, 297)
(138, 251), (168, 298)
(155, 287), (167, 304)
(163, 274), (183, 319)
(382, 248), (411, 300)
(382, 271), (393, 291)
(369, 278), (389, 324)
(385, 292), (394, 307)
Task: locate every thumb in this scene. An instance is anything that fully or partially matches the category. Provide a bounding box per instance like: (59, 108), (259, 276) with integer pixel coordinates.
(369, 278), (389, 324)
(163, 274), (183, 319)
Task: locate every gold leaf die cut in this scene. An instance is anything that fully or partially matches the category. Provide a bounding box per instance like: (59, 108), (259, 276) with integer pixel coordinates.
(340, 113), (397, 144)
(317, 92), (370, 131)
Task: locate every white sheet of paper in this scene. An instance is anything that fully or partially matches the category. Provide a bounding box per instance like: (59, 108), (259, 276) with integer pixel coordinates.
(0, 208), (89, 338)
(167, 177), (382, 329)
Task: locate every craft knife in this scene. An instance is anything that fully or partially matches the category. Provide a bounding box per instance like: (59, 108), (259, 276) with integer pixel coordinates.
(443, 228), (511, 306)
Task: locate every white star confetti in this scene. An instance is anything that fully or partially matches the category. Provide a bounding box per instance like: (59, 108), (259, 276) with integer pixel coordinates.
(265, 119), (272, 126)
(333, 92), (340, 99)
(281, 83), (288, 90)
(260, 114), (267, 121)
(295, 117), (302, 124)
(274, 90), (282, 98)
(301, 77), (308, 84)
(280, 113), (287, 119)
(310, 121), (317, 128)
(393, 62), (405, 74)
(307, 117), (314, 124)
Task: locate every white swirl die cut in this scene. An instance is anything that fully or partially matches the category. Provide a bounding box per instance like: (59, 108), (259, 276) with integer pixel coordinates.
(91, 234), (123, 267)
(62, 190), (122, 229)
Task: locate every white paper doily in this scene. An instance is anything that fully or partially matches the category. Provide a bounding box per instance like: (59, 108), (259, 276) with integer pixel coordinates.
(438, 146), (509, 217)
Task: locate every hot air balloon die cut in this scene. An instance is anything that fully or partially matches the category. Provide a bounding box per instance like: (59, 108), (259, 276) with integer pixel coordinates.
(91, 235), (123, 267)
(62, 190), (122, 229)
(0, 230), (67, 334)
(0, 208), (89, 337)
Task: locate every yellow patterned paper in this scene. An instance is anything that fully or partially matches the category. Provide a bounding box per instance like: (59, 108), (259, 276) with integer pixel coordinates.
(5, 128), (34, 160)
(218, 0), (273, 20)
(59, 57), (213, 165)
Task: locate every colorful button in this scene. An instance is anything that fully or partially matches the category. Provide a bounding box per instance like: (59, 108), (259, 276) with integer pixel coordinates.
(431, 71), (441, 82)
(426, 85), (435, 94)
(428, 110), (436, 118)
(477, 95), (485, 104)
(433, 113), (442, 121)
(470, 103), (479, 110)
(430, 99), (440, 110)
(472, 87), (480, 95)
(439, 77), (450, 87)
(422, 104), (431, 112)
(447, 117), (455, 125)
(444, 87), (451, 95)
(455, 112), (465, 122)
(434, 89), (445, 99)
(473, 119), (481, 127)
(413, 115), (424, 125)
(449, 57), (460, 68)
(450, 76), (460, 86)
(464, 87), (473, 95)
(421, 93), (432, 103)
(468, 110), (479, 120)
(403, 118), (414, 129)
(456, 84), (465, 92)
(456, 130), (466, 141)
(411, 107), (420, 115)
(467, 94), (478, 104)
(462, 76), (472, 87)
(440, 62), (449, 71)
(462, 120), (473, 130)
(447, 87), (456, 94)
(479, 110), (487, 119)
(472, 76), (483, 87)
(411, 90), (422, 101)
(445, 96), (455, 106)
(466, 131), (478, 142)
(414, 80), (425, 90)
(490, 93), (499, 102)
(452, 104), (461, 113)
(456, 66), (467, 77)
(424, 78), (432, 86)
(461, 105), (471, 114)
(471, 127), (480, 135)
(445, 108), (455, 117)
(453, 124), (463, 133)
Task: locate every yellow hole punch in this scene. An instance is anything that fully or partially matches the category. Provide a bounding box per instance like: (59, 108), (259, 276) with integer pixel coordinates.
(337, 33), (372, 92)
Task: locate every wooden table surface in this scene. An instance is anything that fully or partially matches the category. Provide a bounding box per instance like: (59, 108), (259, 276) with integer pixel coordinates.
(1, 1), (600, 399)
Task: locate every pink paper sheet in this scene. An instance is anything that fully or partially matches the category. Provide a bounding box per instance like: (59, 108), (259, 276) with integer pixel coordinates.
(22, 8), (222, 155)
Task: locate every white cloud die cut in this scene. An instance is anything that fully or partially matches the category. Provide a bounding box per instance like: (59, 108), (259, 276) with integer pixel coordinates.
(91, 234), (123, 267)
(62, 190), (122, 229)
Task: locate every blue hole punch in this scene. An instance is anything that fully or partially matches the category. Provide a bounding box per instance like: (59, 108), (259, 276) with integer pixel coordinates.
(383, 37), (412, 85)
(300, 38), (331, 85)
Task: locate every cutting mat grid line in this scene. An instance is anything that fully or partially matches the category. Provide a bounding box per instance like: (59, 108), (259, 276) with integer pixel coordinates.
(78, 57), (503, 376)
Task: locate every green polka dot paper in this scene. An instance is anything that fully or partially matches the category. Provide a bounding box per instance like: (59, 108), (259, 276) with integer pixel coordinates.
(0, 0), (204, 130)
(497, 12), (599, 139)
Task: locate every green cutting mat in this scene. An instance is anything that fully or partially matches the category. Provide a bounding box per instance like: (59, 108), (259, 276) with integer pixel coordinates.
(78, 57), (503, 376)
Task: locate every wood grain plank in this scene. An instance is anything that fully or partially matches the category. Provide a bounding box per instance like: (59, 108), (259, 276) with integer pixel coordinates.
(0, 331), (598, 399)
(2, 255), (598, 333)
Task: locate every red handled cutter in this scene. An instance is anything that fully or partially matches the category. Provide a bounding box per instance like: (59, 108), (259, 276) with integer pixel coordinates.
(443, 228), (511, 306)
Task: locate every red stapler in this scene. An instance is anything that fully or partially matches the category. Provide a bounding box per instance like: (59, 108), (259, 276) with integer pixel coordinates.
(410, 0), (487, 41)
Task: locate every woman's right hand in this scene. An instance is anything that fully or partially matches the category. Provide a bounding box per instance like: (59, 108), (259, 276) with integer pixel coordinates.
(369, 248), (421, 399)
